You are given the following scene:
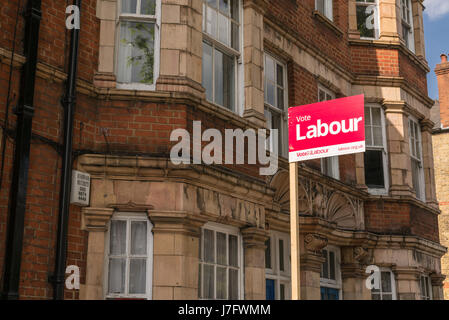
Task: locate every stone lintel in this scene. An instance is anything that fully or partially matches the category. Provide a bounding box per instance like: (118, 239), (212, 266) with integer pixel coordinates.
(149, 210), (208, 237)
(81, 207), (114, 231)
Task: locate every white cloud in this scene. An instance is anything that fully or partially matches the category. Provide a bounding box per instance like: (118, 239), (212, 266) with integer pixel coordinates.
(424, 0), (449, 20)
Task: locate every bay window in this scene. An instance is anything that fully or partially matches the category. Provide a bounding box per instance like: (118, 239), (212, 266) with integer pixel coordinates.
(264, 53), (288, 157)
(202, 0), (240, 112)
(356, 0), (379, 39)
(105, 213), (153, 299)
(116, 0), (160, 89)
(199, 223), (243, 300)
(401, 0), (415, 52)
(265, 232), (291, 300)
(409, 117), (425, 201)
(364, 105), (389, 194)
(318, 86), (339, 180)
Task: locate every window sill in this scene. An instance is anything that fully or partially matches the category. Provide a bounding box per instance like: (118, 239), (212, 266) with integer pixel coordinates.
(312, 11), (343, 37)
(117, 82), (156, 91)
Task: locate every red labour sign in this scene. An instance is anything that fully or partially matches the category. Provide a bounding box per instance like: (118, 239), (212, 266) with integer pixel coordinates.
(288, 94), (365, 163)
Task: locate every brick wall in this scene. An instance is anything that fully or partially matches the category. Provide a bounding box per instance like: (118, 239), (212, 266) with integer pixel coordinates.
(436, 54), (449, 128)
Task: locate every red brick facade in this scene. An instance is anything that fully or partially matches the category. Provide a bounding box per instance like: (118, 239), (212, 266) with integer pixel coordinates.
(0, 0), (443, 300)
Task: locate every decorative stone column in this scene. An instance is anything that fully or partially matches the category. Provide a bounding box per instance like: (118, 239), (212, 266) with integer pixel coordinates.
(379, 0), (400, 42)
(341, 247), (372, 300)
(80, 207), (114, 300)
(384, 101), (413, 197)
(348, 0), (360, 40)
(156, 0), (204, 96)
(241, 227), (269, 300)
(149, 211), (207, 300)
(242, 0), (268, 127)
(301, 234), (328, 300)
(411, 0), (426, 60)
(95, 0), (118, 88)
(393, 266), (420, 300)
(430, 273), (446, 300)
(421, 120), (439, 209)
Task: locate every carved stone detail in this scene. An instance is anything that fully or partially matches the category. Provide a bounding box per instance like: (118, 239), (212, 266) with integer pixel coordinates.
(304, 233), (328, 254)
(270, 170), (365, 230)
(353, 246), (372, 265)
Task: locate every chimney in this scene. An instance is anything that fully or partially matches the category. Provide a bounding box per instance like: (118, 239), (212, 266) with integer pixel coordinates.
(436, 53), (449, 128)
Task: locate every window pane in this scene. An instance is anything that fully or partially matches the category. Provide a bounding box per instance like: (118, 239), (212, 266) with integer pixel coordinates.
(321, 250), (329, 279)
(122, 0), (137, 13)
(229, 269), (239, 299)
(110, 220), (127, 255)
(204, 229), (215, 263)
(266, 279), (275, 300)
(280, 283), (285, 300)
(373, 126), (383, 146)
(202, 42), (213, 102)
(276, 64), (284, 87)
(364, 150), (385, 189)
(316, 0), (325, 13)
(329, 251), (335, 280)
(365, 107), (372, 125)
(117, 22), (155, 84)
(231, 0), (239, 21)
(221, 51), (235, 110)
(141, 0), (156, 15)
(266, 81), (275, 106)
(206, 6), (217, 38)
(216, 267), (227, 299)
(265, 238), (271, 269)
(218, 13), (230, 46)
(231, 22), (239, 51)
(108, 258), (126, 294)
(381, 272), (392, 292)
(279, 239), (285, 272)
(365, 126), (373, 146)
(371, 108), (381, 125)
(382, 294), (393, 300)
(207, 0), (217, 8)
(131, 221), (147, 255)
(371, 293), (380, 300)
(203, 265), (215, 299)
(129, 259), (146, 294)
(411, 158), (421, 198)
(229, 235), (238, 267)
(217, 232), (227, 265)
(319, 89), (326, 102)
(219, 0), (230, 15)
(357, 4), (375, 38)
(277, 88), (284, 110)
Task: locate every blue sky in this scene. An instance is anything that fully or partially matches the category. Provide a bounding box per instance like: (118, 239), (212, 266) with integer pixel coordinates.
(424, 0), (449, 100)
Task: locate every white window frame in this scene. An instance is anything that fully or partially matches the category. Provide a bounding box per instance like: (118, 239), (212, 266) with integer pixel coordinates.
(420, 274), (433, 300)
(199, 222), (244, 300)
(104, 212), (153, 300)
(316, 0), (333, 21)
(264, 53), (288, 158)
(400, 0), (415, 53)
(365, 105), (389, 195)
(318, 85), (339, 180)
(202, 0), (243, 114)
(371, 268), (397, 300)
(115, 0), (161, 91)
(356, 0), (380, 40)
(320, 245), (342, 299)
(408, 116), (425, 201)
(265, 231), (291, 300)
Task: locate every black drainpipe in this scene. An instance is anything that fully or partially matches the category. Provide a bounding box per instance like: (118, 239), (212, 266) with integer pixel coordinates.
(50, 0), (82, 300)
(1, 0), (42, 300)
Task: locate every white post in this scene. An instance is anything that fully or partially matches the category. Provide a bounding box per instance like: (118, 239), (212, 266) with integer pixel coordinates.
(289, 161), (301, 299)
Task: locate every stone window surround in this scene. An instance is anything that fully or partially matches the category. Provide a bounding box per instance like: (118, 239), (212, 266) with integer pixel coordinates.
(95, 0), (161, 89)
(104, 211), (154, 299)
(198, 222), (244, 300)
(365, 104), (390, 196)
